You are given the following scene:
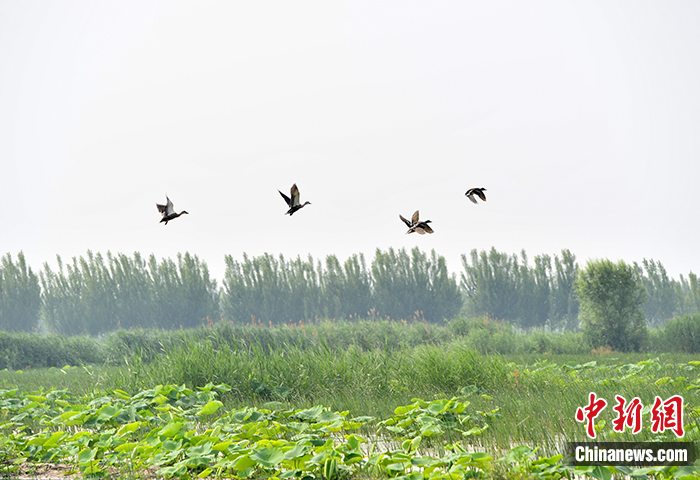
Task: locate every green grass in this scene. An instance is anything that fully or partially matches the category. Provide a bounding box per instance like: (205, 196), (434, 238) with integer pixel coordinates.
(2, 333), (699, 457)
(1, 364), (698, 479)
(1, 317), (700, 476)
(0, 384), (622, 479)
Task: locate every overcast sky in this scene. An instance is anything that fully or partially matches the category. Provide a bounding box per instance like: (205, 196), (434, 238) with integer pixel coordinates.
(1, 1), (699, 283)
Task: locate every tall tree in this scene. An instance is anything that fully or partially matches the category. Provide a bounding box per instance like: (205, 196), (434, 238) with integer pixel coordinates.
(41, 251), (217, 334)
(373, 247), (461, 322)
(550, 249), (579, 330)
(222, 253), (293, 324)
(461, 248), (520, 322)
(341, 253), (372, 318)
(683, 273), (700, 315)
(530, 253), (552, 329)
(575, 259), (648, 352)
(108, 252), (155, 329)
(636, 259), (678, 326)
(0, 252), (41, 332)
(149, 253), (218, 329)
(320, 254), (372, 319)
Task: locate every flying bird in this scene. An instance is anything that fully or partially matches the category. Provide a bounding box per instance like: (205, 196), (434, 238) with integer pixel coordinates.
(465, 187), (487, 204)
(399, 210), (434, 235)
(156, 196), (188, 225)
(279, 183), (311, 216)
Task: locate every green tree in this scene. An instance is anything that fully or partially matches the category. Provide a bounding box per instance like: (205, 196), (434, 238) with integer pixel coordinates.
(320, 254), (372, 319)
(636, 259), (678, 326)
(149, 252), (218, 329)
(678, 272), (700, 316)
(108, 252), (155, 329)
(222, 253), (296, 324)
(372, 247), (461, 322)
(40, 253), (115, 336)
(515, 251), (551, 329)
(461, 248), (520, 322)
(41, 251), (217, 334)
(575, 259), (648, 352)
(0, 252), (41, 332)
(549, 249), (579, 330)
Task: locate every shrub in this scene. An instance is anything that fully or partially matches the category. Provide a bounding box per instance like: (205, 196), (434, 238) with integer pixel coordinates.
(0, 332), (102, 369)
(660, 313), (700, 353)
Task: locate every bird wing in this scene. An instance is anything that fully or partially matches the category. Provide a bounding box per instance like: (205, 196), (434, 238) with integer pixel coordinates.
(279, 190), (292, 206)
(411, 210), (420, 224)
(157, 197), (175, 215)
(466, 188), (487, 202)
(290, 184), (300, 207)
(165, 196), (175, 215)
(399, 214), (412, 228)
(422, 223), (434, 234)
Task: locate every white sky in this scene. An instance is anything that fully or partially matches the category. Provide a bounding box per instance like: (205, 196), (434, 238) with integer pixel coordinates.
(1, 1), (699, 284)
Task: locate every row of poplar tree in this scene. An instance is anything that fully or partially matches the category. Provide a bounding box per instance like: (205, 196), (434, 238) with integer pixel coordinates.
(461, 248), (700, 331)
(0, 248), (461, 335)
(0, 248), (698, 336)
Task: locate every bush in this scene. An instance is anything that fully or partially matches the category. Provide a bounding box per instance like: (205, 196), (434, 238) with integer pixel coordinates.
(0, 332), (102, 370)
(660, 313), (700, 353)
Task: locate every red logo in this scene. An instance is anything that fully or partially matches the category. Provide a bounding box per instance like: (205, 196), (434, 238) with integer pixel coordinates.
(612, 395), (643, 434)
(576, 394), (684, 438)
(651, 395), (684, 437)
(576, 392), (608, 439)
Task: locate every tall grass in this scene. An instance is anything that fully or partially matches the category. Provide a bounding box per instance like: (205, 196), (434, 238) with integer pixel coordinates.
(0, 331), (102, 369)
(108, 333), (509, 420)
(2, 326), (699, 453)
(4, 313), (700, 372)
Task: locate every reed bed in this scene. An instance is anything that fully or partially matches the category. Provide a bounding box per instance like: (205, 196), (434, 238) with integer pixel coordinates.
(2, 320), (698, 454)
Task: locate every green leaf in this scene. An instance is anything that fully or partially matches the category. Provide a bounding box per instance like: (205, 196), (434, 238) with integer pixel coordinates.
(115, 442), (138, 453)
(187, 443), (213, 457)
(589, 466), (613, 480)
(427, 399), (450, 414)
(317, 411), (343, 423)
(77, 448), (97, 464)
(394, 404), (417, 416)
(234, 454), (258, 470)
(162, 440), (182, 451)
(158, 464), (188, 477)
(116, 421), (142, 436)
(198, 400), (223, 416)
(198, 468), (213, 478)
(503, 445), (534, 463)
(251, 447), (285, 468)
(43, 431), (66, 448)
(185, 456), (211, 468)
(296, 405), (323, 421)
(97, 404), (121, 421)
(284, 443), (309, 460)
(673, 466), (700, 478)
(212, 440), (232, 452)
(323, 457), (339, 479)
(112, 389), (131, 400)
(158, 421), (183, 438)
